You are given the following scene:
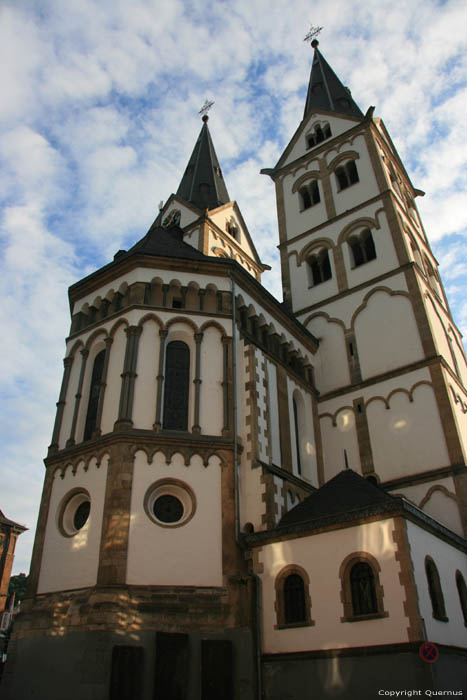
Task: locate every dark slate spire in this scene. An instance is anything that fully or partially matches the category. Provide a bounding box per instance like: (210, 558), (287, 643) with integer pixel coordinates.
(304, 40), (364, 119)
(176, 115), (230, 211)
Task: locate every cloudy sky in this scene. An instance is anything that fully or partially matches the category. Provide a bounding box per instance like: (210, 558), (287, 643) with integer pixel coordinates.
(1, 0), (466, 575)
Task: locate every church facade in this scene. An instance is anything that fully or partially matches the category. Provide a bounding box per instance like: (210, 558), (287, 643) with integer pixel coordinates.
(3, 42), (467, 699)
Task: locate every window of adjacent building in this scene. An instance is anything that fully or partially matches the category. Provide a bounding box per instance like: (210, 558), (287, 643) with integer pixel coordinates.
(335, 161), (359, 190)
(308, 248), (332, 287)
(348, 229), (376, 268)
(163, 341), (190, 430)
(307, 123), (332, 149)
(299, 180), (320, 210)
(83, 349), (106, 441)
(456, 571), (467, 625)
(425, 557), (448, 621)
(350, 562), (378, 616)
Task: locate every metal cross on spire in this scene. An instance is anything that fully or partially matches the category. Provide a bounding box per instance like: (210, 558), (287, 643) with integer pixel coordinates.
(199, 99), (215, 121)
(304, 24), (323, 45)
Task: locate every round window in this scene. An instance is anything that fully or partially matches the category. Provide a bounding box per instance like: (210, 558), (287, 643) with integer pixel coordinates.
(58, 490), (91, 537)
(144, 479), (195, 528)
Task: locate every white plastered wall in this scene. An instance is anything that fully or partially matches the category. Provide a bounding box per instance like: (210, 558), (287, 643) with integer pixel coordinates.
(287, 377), (317, 485)
(127, 451), (223, 586)
(305, 316), (349, 394)
(58, 348), (83, 449)
(320, 410), (360, 479)
(38, 455), (108, 593)
(132, 319), (160, 430)
(282, 113), (360, 167)
(407, 520), (467, 646)
(258, 518), (408, 653)
(199, 324), (224, 435)
(394, 476), (463, 536)
(100, 323), (126, 434)
(326, 134), (379, 217)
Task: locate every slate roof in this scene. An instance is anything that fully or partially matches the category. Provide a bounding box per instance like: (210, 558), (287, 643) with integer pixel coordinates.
(176, 116), (231, 211)
(304, 41), (364, 119)
(123, 223), (208, 262)
(278, 470), (395, 527)
(0, 510), (27, 531)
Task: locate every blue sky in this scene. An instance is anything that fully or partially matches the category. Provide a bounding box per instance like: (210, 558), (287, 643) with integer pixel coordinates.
(1, 0), (467, 574)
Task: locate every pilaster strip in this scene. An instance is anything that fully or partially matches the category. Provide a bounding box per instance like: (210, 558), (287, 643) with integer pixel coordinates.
(453, 472), (467, 537)
(363, 127), (389, 193)
(50, 356), (73, 451)
(428, 363), (465, 466)
(94, 337), (113, 437)
(192, 331), (203, 434)
(392, 517), (425, 642)
(352, 396), (374, 475)
(344, 330), (362, 384)
(115, 326), (143, 429)
(67, 348), (89, 447)
(26, 467), (55, 597)
(153, 329), (168, 432)
(319, 157), (336, 220)
(403, 267), (437, 357)
(312, 393), (325, 486)
(222, 336), (233, 438)
(332, 245), (348, 294)
(381, 190), (411, 266)
(276, 178), (292, 309)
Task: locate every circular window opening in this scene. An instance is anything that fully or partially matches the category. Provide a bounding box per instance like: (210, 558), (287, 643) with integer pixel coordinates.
(58, 490), (91, 537)
(144, 479), (196, 528)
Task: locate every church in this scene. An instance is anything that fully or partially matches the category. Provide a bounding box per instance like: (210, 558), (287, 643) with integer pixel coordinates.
(3, 41), (467, 699)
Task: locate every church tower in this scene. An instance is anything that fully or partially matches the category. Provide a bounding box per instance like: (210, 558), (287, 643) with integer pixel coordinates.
(263, 39), (467, 538)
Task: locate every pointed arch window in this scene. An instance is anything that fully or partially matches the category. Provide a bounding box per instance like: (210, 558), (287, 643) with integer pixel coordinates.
(335, 161), (359, 191)
(299, 180), (320, 210)
(455, 571), (467, 626)
(83, 349), (106, 441)
(348, 229), (376, 268)
(308, 248), (332, 287)
(425, 556), (448, 621)
(163, 341), (190, 431)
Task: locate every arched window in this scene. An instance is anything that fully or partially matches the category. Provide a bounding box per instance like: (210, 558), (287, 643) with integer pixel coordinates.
(335, 161), (359, 191)
(455, 571), (467, 625)
(299, 181), (320, 210)
(308, 249), (331, 286)
(348, 229), (376, 268)
(275, 565), (314, 628)
(83, 349), (106, 441)
(339, 553), (387, 622)
(292, 398), (302, 476)
(425, 557), (447, 621)
(350, 562), (377, 615)
(163, 341), (190, 431)
(307, 123), (332, 148)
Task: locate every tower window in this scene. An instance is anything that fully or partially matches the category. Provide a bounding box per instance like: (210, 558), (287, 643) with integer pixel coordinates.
(299, 180), (320, 209)
(348, 229), (376, 268)
(425, 557), (448, 621)
(163, 341), (190, 430)
(308, 249), (332, 287)
(84, 349), (106, 441)
(307, 123), (332, 149)
(335, 161), (359, 190)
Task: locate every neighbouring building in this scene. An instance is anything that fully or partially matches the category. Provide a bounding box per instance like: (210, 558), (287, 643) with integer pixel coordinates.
(0, 512), (26, 618)
(3, 41), (467, 699)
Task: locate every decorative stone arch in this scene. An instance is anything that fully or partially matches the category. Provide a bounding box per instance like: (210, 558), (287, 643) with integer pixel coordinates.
(109, 317), (129, 338)
(386, 387), (413, 405)
(291, 170), (322, 193)
(327, 150), (360, 173)
(212, 246), (229, 259)
(85, 328), (108, 350)
(337, 216), (381, 246)
(166, 449), (191, 467)
(165, 316), (200, 333)
(200, 319), (227, 337)
(350, 287), (411, 330)
(365, 395), (390, 411)
(302, 310), (346, 331)
(339, 551), (388, 622)
(204, 451), (227, 469)
(274, 564), (314, 628)
(419, 484), (458, 510)
(137, 312), (164, 329)
(297, 237), (335, 267)
(67, 339), (84, 359)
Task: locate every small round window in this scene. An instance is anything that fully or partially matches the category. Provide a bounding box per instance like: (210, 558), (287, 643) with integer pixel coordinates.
(58, 490), (91, 537)
(144, 479), (195, 528)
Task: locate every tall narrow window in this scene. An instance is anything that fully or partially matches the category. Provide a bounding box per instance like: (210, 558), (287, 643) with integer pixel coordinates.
(308, 249), (332, 286)
(350, 562), (377, 615)
(83, 349), (106, 441)
(456, 571), (467, 625)
(284, 573), (307, 624)
(425, 557), (447, 621)
(293, 398), (302, 476)
(163, 341), (190, 430)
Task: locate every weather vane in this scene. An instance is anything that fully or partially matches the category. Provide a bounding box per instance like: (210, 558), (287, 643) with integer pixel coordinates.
(199, 99), (215, 118)
(304, 25), (323, 44)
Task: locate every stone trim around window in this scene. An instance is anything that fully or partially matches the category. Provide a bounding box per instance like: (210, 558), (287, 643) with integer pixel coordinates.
(339, 551), (389, 623)
(274, 564), (315, 629)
